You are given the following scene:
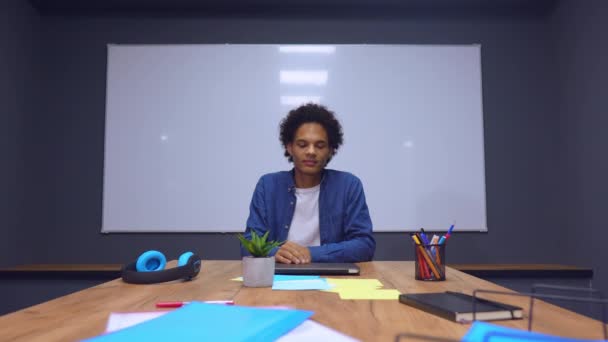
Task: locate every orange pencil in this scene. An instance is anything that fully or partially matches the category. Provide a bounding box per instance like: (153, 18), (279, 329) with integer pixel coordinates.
(416, 249), (431, 279)
(415, 248), (425, 278)
(412, 235), (430, 279)
(417, 245), (442, 279)
(435, 246), (441, 265)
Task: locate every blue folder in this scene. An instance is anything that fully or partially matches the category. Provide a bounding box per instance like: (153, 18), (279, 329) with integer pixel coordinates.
(463, 321), (605, 342)
(85, 302), (313, 342)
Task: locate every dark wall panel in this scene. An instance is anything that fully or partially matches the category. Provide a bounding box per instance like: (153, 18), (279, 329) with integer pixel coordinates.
(0, 0), (38, 267)
(552, 0), (608, 293)
(27, 13), (566, 265)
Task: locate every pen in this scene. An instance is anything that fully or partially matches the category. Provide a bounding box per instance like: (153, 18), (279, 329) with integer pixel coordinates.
(419, 228), (430, 245)
(412, 234), (442, 279)
(430, 235), (439, 257)
(438, 224), (455, 245)
(445, 224), (455, 239)
(416, 243), (442, 279)
(156, 300), (234, 308)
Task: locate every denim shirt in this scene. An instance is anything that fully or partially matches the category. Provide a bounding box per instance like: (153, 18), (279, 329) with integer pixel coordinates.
(241, 169), (376, 262)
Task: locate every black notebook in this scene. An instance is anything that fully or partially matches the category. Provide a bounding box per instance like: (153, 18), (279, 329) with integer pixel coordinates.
(399, 291), (523, 322)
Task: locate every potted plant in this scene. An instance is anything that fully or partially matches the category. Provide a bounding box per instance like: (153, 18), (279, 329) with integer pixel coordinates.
(237, 230), (283, 287)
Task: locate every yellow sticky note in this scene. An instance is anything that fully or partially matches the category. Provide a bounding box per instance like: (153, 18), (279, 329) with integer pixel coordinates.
(337, 289), (401, 300)
(231, 277), (243, 281)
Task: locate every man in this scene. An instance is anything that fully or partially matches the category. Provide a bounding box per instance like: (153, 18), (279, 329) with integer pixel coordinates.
(241, 103), (375, 263)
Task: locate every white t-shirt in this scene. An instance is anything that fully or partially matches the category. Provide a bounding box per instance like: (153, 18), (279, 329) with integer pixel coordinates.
(287, 184), (321, 246)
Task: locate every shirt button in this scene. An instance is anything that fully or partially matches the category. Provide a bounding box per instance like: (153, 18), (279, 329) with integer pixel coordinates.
(290, 202), (294, 205)
(284, 225), (289, 229)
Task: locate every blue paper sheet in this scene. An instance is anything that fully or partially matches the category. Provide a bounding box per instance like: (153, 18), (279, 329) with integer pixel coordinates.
(84, 302), (313, 342)
(272, 278), (333, 291)
(463, 321), (606, 342)
(232, 275), (320, 282)
(274, 275), (320, 282)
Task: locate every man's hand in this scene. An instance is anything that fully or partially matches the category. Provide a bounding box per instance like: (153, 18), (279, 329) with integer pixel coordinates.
(275, 241), (311, 264)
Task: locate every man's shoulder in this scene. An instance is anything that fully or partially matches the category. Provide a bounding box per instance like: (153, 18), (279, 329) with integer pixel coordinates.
(257, 169), (362, 186)
(324, 169), (361, 184)
(258, 170), (293, 188)
(259, 170), (291, 181)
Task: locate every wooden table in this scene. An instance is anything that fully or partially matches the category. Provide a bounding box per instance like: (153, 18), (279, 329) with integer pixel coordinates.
(0, 261), (605, 341)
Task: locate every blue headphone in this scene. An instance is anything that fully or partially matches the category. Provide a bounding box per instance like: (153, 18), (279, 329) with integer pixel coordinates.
(121, 250), (202, 284)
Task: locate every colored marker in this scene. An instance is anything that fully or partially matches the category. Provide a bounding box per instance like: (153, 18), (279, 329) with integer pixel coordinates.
(419, 228), (430, 245)
(439, 224), (455, 245)
(445, 224), (455, 239)
(156, 300), (234, 308)
(430, 235), (439, 256)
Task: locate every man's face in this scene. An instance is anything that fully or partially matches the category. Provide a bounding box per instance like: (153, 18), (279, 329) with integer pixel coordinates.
(286, 122), (332, 177)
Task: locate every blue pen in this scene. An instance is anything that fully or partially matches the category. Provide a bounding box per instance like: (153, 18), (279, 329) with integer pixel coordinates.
(445, 224), (455, 239)
(420, 228), (435, 260)
(438, 224), (455, 245)
(419, 228), (430, 246)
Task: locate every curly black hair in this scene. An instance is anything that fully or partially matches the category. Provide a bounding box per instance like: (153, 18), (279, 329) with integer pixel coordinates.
(279, 103), (344, 164)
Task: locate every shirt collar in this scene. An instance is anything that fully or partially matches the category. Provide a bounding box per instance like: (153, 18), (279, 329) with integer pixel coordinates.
(287, 168), (327, 192)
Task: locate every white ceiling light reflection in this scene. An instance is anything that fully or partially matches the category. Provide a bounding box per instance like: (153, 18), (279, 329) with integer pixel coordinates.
(278, 45), (336, 54)
(160, 134), (168, 141)
(280, 70), (328, 86)
(403, 140), (414, 148)
(280, 96), (322, 106)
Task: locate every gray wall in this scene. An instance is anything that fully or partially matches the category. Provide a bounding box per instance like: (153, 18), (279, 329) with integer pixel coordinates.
(553, 0), (608, 295)
(12, 1), (608, 298)
(0, 0), (38, 267)
(28, 10), (568, 266)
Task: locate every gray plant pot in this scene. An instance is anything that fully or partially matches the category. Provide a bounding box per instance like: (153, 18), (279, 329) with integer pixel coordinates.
(242, 256), (275, 287)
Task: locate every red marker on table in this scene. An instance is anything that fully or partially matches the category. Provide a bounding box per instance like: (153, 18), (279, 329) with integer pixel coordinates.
(156, 300), (234, 308)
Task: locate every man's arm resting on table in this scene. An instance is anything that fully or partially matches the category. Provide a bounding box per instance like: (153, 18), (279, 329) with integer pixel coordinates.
(309, 176), (375, 263)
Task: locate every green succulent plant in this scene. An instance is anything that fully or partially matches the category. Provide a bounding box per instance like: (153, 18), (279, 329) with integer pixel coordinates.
(237, 230), (283, 257)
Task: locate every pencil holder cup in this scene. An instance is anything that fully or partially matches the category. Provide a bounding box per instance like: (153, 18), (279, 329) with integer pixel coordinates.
(414, 243), (446, 281)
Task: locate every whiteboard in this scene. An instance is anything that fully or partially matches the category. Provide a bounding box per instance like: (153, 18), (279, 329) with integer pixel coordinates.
(103, 44), (486, 233)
